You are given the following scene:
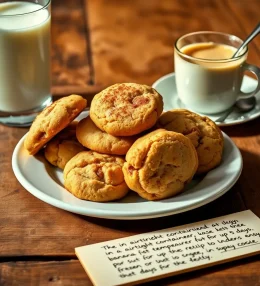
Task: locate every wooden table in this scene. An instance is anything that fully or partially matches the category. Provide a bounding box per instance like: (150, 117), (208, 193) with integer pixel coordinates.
(1, 0), (260, 285)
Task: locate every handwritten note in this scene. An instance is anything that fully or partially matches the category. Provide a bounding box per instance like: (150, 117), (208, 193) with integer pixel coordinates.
(75, 210), (260, 286)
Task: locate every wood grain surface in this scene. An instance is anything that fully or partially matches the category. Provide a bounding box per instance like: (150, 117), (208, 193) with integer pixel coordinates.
(1, 258), (260, 285)
(87, 0), (260, 88)
(51, 0), (91, 95)
(0, 0), (260, 285)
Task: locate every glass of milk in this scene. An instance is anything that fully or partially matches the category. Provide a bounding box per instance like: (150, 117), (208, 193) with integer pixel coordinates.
(0, 0), (51, 126)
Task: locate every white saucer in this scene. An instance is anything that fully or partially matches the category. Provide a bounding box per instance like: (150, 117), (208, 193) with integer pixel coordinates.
(152, 73), (260, 126)
(12, 132), (242, 220)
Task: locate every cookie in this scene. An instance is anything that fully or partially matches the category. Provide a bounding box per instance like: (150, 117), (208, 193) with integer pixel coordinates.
(76, 116), (136, 155)
(63, 151), (129, 202)
(157, 109), (224, 174)
(24, 94), (87, 155)
(123, 129), (198, 201)
(90, 83), (163, 136)
(44, 121), (86, 169)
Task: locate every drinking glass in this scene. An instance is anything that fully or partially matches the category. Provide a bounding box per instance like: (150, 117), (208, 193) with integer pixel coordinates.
(0, 0), (51, 126)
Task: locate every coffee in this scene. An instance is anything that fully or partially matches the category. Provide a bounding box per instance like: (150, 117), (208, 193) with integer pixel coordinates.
(174, 32), (260, 114)
(181, 42), (236, 60)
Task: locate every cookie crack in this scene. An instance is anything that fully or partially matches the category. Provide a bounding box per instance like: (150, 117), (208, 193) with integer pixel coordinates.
(198, 150), (222, 167)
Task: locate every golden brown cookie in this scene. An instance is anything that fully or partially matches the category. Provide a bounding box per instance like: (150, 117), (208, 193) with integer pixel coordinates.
(76, 116), (136, 155)
(157, 109), (224, 174)
(63, 151), (129, 202)
(24, 95), (87, 155)
(90, 83), (163, 136)
(123, 129), (198, 201)
(44, 121), (86, 169)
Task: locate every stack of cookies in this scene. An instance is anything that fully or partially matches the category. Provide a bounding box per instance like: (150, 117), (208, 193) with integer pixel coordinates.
(24, 83), (224, 202)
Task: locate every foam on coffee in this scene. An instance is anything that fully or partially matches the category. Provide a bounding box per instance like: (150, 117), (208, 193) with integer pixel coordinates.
(181, 42), (237, 60)
(174, 41), (247, 113)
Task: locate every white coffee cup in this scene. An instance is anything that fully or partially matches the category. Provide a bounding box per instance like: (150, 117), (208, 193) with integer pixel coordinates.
(174, 31), (260, 114)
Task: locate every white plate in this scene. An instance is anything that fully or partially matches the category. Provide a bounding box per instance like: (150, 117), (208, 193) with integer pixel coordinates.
(152, 73), (260, 126)
(12, 132), (242, 220)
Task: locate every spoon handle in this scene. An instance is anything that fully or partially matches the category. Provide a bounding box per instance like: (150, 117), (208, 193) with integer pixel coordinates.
(215, 107), (234, 123)
(233, 22), (260, 57)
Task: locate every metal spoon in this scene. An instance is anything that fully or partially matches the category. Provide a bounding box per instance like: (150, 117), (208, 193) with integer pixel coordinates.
(215, 96), (256, 123)
(216, 23), (260, 122)
(232, 22), (260, 58)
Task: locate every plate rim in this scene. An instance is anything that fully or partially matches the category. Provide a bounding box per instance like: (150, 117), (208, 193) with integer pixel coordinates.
(12, 132), (243, 220)
(152, 72), (260, 127)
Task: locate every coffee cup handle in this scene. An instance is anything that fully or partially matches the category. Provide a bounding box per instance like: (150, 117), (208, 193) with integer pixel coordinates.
(238, 63), (260, 99)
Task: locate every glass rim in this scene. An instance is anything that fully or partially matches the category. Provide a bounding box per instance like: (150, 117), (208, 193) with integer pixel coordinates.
(0, 0), (51, 17)
(174, 31), (248, 63)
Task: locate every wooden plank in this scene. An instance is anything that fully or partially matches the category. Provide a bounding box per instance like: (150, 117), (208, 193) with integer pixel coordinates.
(88, 0), (259, 86)
(0, 257), (259, 285)
(87, 0), (181, 87)
(226, 0), (260, 65)
(221, 117), (260, 218)
(87, 0), (260, 88)
(51, 0), (91, 89)
(51, 85), (101, 106)
(0, 260), (92, 286)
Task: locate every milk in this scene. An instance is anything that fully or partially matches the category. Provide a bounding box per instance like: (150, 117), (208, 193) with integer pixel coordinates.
(0, 1), (51, 113)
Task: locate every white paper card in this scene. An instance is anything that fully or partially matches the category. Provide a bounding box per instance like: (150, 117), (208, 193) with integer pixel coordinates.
(76, 210), (260, 286)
